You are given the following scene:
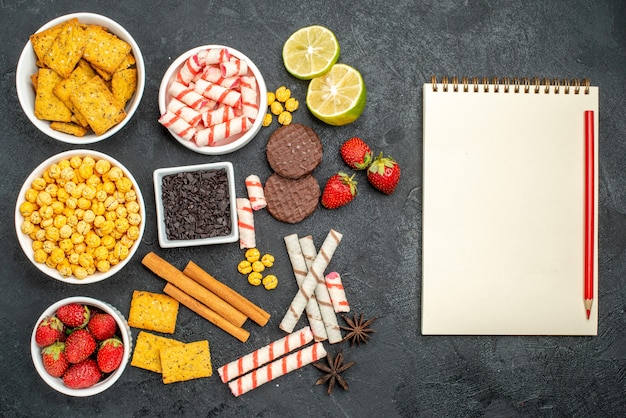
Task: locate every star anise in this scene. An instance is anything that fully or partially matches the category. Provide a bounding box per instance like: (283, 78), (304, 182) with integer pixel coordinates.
(340, 313), (377, 346)
(313, 349), (356, 395)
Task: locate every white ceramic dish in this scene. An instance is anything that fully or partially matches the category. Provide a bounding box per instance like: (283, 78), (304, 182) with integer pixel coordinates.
(158, 45), (267, 155)
(153, 161), (238, 248)
(31, 296), (132, 397)
(15, 12), (145, 144)
(15, 149), (146, 284)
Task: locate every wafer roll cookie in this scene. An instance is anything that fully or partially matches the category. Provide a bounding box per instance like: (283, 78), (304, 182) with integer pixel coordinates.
(205, 47), (230, 64)
(245, 175), (266, 210)
(176, 52), (204, 85)
(168, 81), (209, 110)
(195, 116), (251, 147)
(284, 234), (327, 341)
(194, 78), (242, 108)
(218, 326), (314, 383)
(279, 229), (343, 333)
(240, 76), (259, 120)
(227, 342), (326, 397)
(220, 58), (248, 77)
(167, 98), (203, 126)
(202, 105), (235, 127)
(299, 236), (342, 343)
(236, 198), (255, 249)
(325, 272), (350, 313)
(158, 111), (196, 141)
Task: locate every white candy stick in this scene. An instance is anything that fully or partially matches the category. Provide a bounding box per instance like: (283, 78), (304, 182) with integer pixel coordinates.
(227, 342), (326, 397)
(217, 326), (314, 383)
(279, 229), (342, 334)
(236, 198), (255, 249)
(284, 234), (327, 341)
(325, 272), (350, 313)
(245, 175), (267, 210)
(299, 236), (343, 343)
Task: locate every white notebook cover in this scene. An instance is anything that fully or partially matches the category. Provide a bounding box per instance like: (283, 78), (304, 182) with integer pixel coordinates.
(421, 79), (599, 335)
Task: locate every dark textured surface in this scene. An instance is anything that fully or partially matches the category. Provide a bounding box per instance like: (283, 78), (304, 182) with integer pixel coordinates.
(1, 1), (625, 417)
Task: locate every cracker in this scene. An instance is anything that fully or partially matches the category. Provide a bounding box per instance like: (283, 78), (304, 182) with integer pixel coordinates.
(70, 75), (127, 136)
(111, 68), (137, 107)
(33, 69), (73, 122)
(53, 60), (96, 127)
(83, 24), (131, 74)
(50, 121), (89, 137)
(130, 331), (184, 373)
(29, 19), (72, 64)
(160, 340), (213, 384)
(127, 290), (179, 333)
(42, 18), (86, 78)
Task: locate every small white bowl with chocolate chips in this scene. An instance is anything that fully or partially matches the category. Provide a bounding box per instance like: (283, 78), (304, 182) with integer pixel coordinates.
(153, 161), (238, 248)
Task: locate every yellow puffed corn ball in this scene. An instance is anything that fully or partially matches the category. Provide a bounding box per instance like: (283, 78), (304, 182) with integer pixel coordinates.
(248, 271), (263, 286)
(267, 91), (276, 106)
(245, 248), (261, 262)
(262, 113), (272, 127)
(34, 249), (48, 263)
(21, 220), (35, 235)
(237, 260), (252, 274)
(36, 191), (52, 207)
(73, 266), (89, 280)
(85, 232), (101, 248)
(113, 242), (129, 261)
(251, 260), (265, 273)
(127, 213), (141, 226)
(25, 188), (39, 203)
(116, 177), (133, 194)
(50, 248), (66, 264)
(78, 253), (94, 269)
(262, 274), (278, 290)
(96, 259), (111, 272)
(93, 246), (109, 261)
(106, 167), (124, 182)
(32, 177), (47, 191)
(284, 97), (299, 112)
(95, 159), (111, 175)
(19, 201), (37, 217)
(261, 254), (275, 268)
(270, 101), (283, 116)
(275, 86), (291, 102)
(278, 111), (292, 126)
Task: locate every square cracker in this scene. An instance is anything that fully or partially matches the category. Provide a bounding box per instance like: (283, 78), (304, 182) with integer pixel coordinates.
(53, 59), (96, 127)
(70, 75), (127, 136)
(34, 68), (73, 122)
(111, 68), (137, 107)
(29, 18), (74, 65)
(42, 18), (86, 78)
(160, 340), (213, 384)
(50, 121), (89, 137)
(127, 290), (179, 333)
(130, 331), (184, 373)
(83, 24), (131, 74)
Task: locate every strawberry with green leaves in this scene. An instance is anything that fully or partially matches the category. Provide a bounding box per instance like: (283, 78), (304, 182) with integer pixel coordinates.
(41, 341), (69, 378)
(56, 303), (90, 329)
(367, 152), (401, 195)
(35, 316), (65, 347)
(321, 172), (358, 209)
(340, 137), (372, 170)
(87, 313), (117, 341)
(97, 337), (124, 373)
(63, 358), (101, 389)
(64, 328), (97, 364)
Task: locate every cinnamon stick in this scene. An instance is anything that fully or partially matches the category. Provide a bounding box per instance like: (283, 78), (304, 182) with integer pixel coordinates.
(183, 261), (270, 327)
(142, 252), (247, 328)
(163, 283), (250, 343)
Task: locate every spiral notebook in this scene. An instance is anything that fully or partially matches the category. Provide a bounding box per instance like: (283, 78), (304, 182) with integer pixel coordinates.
(421, 77), (599, 335)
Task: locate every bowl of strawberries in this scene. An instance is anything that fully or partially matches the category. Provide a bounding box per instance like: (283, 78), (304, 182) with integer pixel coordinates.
(31, 296), (132, 396)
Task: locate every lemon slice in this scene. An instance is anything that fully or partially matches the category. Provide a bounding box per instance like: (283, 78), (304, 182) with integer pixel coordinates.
(306, 64), (366, 126)
(282, 25), (340, 80)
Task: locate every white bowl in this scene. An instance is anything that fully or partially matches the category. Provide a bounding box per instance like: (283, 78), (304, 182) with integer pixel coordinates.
(31, 296), (132, 397)
(15, 149), (146, 284)
(153, 161), (239, 248)
(158, 45), (267, 155)
(16, 12), (145, 144)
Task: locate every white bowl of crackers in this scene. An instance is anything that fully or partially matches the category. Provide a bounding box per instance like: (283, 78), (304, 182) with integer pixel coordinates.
(157, 45), (267, 155)
(31, 296), (132, 397)
(15, 149), (146, 284)
(16, 12), (145, 144)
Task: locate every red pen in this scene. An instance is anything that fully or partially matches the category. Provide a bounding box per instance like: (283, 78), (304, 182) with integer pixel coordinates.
(584, 110), (595, 319)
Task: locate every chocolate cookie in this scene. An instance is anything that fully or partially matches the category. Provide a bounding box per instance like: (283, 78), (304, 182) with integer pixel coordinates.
(264, 173), (320, 224)
(266, 124), (323, 179)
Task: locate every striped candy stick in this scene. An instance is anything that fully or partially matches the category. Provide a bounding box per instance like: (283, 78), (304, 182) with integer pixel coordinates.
(324, 272), (350, 313)
(284, 234), (327, 341)
(279, 229), (343, 334)
(168, 81), (209, 111)
(194, 78), (242, 108)
(245, 175), (266, 210)
(202, 65), (241, 88)
(227, 341), (326, 397)
(167, 97), (203, 127)
(240, 76), (259, 120)
(217, 326), (314, 383)
(236, 198), (255, 249)
(194, 116), (251, 146)
(202, 105), (236, 128)
(220, 57), (248, 77)
(176, 52), (205, 85)
(158, 111), (196, 141)
(299, 236), (343, 343)
(205, 47), (231, 64)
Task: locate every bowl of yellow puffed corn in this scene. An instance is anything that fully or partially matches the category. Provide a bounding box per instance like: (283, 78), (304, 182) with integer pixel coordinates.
(15, 149), (145, 284)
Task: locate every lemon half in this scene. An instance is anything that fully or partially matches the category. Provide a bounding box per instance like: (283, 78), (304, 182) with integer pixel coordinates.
(282, 25), (340, 80)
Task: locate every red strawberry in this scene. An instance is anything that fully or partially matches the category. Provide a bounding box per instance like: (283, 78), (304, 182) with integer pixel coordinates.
(367, 152), (401, 195)
(87, 313), (117, 341)
(64, 328), (97, 364)
(63, 358), (102, 389)
(97, 337), (124, 373)
(35, 316), (65, 347)
(340, 137), (372, 170)
(41, 341), (69, 378)
(56, 303), (90, 329)
(321, 172), (358, 209)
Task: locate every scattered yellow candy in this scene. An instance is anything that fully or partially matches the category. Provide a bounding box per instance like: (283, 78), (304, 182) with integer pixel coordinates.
(262, 274), (278, 290)
(251, 260), (265, 273)
(262, 113), (272, 127)
(237, 260), (252, 274)
(245, 248), (261, 262)
(270, 101), (284, 116)
(261, 254), (275, 268)
(278, 111), (292, 126)
(248, 271), (263, 286)
(267, 91), (276, 106)
(275, 86), (291, 102)
(284, 97), (299, 112)
(263, 86), (300, 127)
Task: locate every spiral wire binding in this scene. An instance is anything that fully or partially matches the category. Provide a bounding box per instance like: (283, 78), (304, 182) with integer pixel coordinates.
(430, 76), (590, 94)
